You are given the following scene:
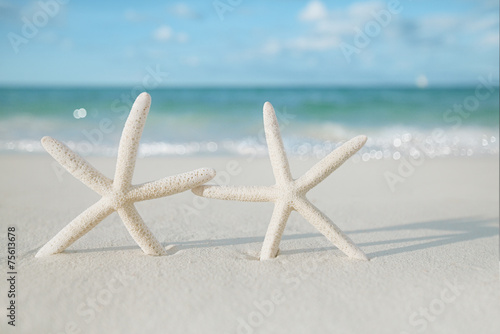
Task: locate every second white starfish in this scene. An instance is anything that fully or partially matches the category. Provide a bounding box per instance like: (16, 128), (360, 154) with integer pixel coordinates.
(193, 102), (368, 261)
(36, 93), (215, 257)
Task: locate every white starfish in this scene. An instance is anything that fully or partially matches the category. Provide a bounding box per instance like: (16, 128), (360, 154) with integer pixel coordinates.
(193, 102), (368, 261)
(36, 93), (215, 257)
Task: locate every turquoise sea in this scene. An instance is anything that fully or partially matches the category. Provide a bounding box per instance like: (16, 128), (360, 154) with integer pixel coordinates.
(0, 87), (498, 160)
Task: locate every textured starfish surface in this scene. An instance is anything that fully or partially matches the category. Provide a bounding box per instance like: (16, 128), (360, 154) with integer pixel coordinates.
(193, 102), (368, 261)
(36, 93), (215, 257)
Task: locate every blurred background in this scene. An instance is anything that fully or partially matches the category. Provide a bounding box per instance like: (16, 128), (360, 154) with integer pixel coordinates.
(0, 0), (498, 159)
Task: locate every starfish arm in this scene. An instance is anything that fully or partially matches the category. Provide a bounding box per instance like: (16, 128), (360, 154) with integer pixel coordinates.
(192, 185), (276, 202)
(41, 136), (112, 196)
(35, 198), (113, 257)
(260, 201), (292, 260)
(296, 135), (367, 192)
(293, 198), (368, 260)
(113, 92), (151, 190)
(117, 204), (166, 256)
(129, 168), (216, 202)
(263, 102), (293, 184)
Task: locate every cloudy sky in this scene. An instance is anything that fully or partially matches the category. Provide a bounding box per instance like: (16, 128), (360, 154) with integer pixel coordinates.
(0, 0), (498, 86)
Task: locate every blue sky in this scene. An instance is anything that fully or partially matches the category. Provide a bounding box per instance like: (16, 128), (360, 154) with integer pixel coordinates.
(0, 0), (498, 86)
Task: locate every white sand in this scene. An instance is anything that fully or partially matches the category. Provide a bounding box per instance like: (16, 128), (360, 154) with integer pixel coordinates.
(0, 155), (498, 334)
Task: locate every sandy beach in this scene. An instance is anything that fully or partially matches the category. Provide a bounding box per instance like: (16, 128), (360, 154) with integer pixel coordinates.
(0, 154), (498, 334)
(1, 0), (498, 332)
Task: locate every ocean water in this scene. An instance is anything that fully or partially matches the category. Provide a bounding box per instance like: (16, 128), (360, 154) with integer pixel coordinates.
(0, 87), (498, 160)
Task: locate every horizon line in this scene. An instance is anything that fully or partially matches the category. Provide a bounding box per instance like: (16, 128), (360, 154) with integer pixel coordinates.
(1, 83), (498, 90)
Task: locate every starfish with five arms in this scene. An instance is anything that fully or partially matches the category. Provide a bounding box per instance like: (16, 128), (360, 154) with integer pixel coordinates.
(36, 93), (215, 257)
(193, 102), (368, 261)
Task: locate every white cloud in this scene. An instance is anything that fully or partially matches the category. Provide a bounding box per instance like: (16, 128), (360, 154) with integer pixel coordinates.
(169, 3), (201, 20)
(299, 0), (328, 21)
(177, 32), (189, 43)
(481, 31), (500, 47)
(419, 15), (459, 32)
(153, 25), (173, 42)
(261, 40), (281, 55)
(290, 1), (389, 53)
(182, 56), (200, 67)
(315, 19), (354, 36)
(124, 9), (148, 22)
(153, 25), (189, 44)
(467, 13), (498, 33)
(247, 0), (499, 75)
(347, 1), (384, 20)
(288, 36), (340, 51)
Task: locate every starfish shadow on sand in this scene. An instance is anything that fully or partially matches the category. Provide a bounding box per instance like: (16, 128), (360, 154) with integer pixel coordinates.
(56, 216), (497, 259)
(276, 216), (498, 258)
